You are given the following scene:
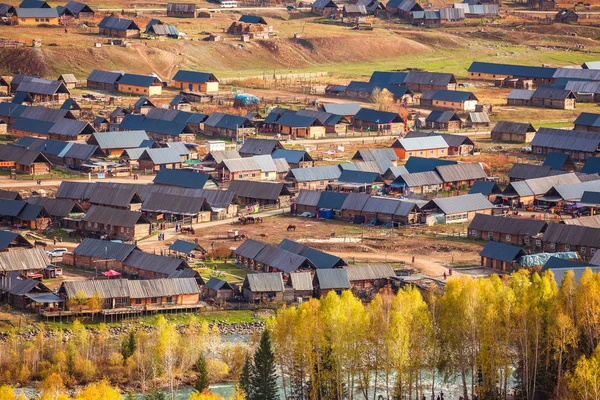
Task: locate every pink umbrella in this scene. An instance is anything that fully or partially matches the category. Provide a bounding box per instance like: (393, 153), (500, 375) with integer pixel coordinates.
(102, 270), (122, 278)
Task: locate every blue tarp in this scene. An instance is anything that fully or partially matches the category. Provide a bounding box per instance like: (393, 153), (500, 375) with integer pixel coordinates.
(234, 93), (260, 105)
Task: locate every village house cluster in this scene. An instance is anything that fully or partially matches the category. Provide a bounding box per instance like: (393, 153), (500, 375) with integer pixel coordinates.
(3, 44), (600, 317)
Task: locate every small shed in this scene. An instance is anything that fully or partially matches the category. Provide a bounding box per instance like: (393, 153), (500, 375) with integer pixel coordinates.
(243, 273), (285, 302)
(313, 269), (350, 297)
(57, 74), (78, 89)
(480, 241), (525, 272)
(204, 277), (236, 302)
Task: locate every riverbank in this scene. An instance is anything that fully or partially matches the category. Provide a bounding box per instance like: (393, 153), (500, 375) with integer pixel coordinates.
(0, 320), (265, 342)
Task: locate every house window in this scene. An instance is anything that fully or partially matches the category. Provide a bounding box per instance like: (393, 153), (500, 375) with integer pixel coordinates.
(251, 173), (256, 177)
(581, 247), (586, 255)
(506, 234), (511, 241)
(45, 18), (49, 22)
(21, 18), (25, 22)
(524, 237), (529, 244)
(592, 248), (597, 255)
(536, 239), (541, 247)
(150, 297), (157, 303)
(488, 232), (493, 239)
(136, 88), (139, 92)
(471, 230), (478, 237)
(35, 18), (39, 21)
(419, 151), (423, 155)
(536, 148), (543, 154)
(166, 296), (173, 303)
(550, 243), (555, 249)
(94, 222), (98, 228)
(565, 244), (570, 251)
(120, 227), (124, 233)
(127, 228), (130, 233)
(430, 150), (434, 154)
(144, 89), (147, 93)
(265, 172), (270, 177)
(135, 299), (142, 305)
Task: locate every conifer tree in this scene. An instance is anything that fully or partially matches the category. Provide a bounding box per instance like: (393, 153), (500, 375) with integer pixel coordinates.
(250, 330), (279, 400)
(194, 353), (210, 393)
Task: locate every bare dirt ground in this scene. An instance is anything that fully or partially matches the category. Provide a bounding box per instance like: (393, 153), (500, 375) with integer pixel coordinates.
(138, 215), (483, 278)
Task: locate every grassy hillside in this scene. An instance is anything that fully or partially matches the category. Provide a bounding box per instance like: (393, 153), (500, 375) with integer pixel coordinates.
(1, 10), (600, 80)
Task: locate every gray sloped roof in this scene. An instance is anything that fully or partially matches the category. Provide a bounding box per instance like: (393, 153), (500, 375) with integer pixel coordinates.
(295, 189), (321, 207)
(253, 245), (309, 273)
(435, 162), (486, 183)
(289, 272), (313, 291)
(245, 273), (284, 292)
(142, 193), (209, 216)
(228, 180), (289, 201)
(531, 128), (600, 152)
(492, 121), (536, 135)
(62, 278), (198, 299)
(0, 248), (49, 272)
(91, 130), (149, 150)
(507, 89), (534, 100)
(239, 138), (282, 155)
(542, 223), (600, 247)
(479, 241), (525, 263)
(317, 191), (348, 209)
(345, 263), (395, 281)
(0, 230), (20, 251)
(0, 189), (20, 200)
(468, 180), (501, 196)
(49, 118), (93, 138)
(26, 197), (81, 218)
(16, 77), (67, 96)
(288, 165), (342, 182)
(222, 157), (261, 172)
(124, 249), (188, 277)
(314, 269), (350, 289)
(98, 15), (139, 31)
(468, 214), (547, 236)
(468, 112), (490, 124)
(509, 163), (555, 180)
(426, 110), (461, 123)
(394, 171), (443, 187)
(0, 273), (42, 296)
(322, 102), (361, 116)
(395, 200), (422, 216)
(140, 148), (182, 165)
(532, 87), (575, 100)
(169, 239), (202, 254)
(205, 150), (241, 163)
(87, 70), (123, 85)
(340, 192), (370, 211)
(56, 181), (95, 200)
(89, 186), (137, 208)
(250, 155), (277, 172)
(278, 238), (344, 270)
(83, 205), (146, 227)
(153, 169), (211, 189)
(404, 71), (455, 86)
(361, 197), (402, 214)
(205, 277), (234, 291)
(353, 148), (399, 162)
(550, 180), (600, 201)
(234, 239), (268, 259)
(394, 136), (448, 151)
(384, 165), (409, 179)
(73, 238), (136, 261)
(128, 278), (199, 298)
(0, 199), (26, 217)
(553, 68), (600, 80)
(424, 193), (493, 214)
(20, 106), (71, 122)
(504, 173), (581, 197)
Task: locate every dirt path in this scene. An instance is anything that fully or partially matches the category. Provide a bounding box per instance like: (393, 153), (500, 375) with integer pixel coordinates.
(333, 251), (451, 278)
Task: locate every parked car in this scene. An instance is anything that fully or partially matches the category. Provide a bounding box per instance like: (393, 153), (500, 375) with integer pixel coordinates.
(45, 248), (68, 257)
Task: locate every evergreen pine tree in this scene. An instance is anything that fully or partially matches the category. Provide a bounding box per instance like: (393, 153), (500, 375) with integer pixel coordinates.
(250, 330), (279, 400)
(194, 353), (210, 393)
(240, 355), (253, 398)
(121, 330), (136, 361)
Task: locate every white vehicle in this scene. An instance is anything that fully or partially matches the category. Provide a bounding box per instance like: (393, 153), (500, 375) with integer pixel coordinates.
(46, 248), (68, 257)
(220, 1), (238, 7)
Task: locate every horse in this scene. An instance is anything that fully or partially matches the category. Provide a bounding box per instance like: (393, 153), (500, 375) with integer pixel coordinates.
(234, 234), (247, 241)
(255, 216), (263, 223)
(246, 216), (255, 224)
(287, 224), (296, 231)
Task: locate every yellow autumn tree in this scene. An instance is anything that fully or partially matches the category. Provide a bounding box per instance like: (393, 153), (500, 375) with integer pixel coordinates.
(75, 379), (123, 400)
(187, 389), (223, 400)
(0, 385), (15, 400)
